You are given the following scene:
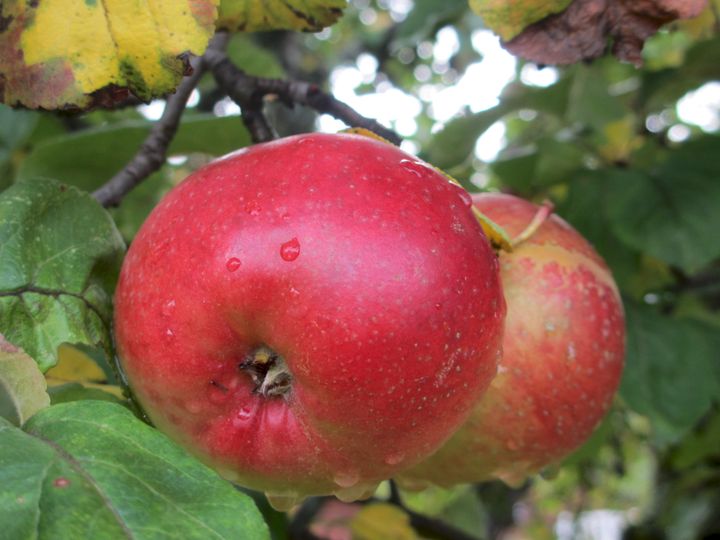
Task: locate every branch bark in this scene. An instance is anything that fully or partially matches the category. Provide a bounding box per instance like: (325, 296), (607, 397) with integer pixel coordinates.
(205, 50), (402, 146)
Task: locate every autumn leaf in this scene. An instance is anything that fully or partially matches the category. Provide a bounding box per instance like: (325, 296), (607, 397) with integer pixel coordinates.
(501, 0), (708, 66)
(217, 0), (346, 32)
(0, 0), (219, 110)
(469, 0), (573, 41)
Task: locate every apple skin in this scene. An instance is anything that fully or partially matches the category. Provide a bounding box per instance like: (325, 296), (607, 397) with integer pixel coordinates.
(114, 133), (505, 504)
(400, 192), (625, 487)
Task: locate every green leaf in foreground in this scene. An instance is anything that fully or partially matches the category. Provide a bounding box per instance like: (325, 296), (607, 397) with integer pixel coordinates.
(0, 335), (50, 425)
(0, 178), (125, 371)
(620, 302), (720, 444)
(0, 401), (269, 540)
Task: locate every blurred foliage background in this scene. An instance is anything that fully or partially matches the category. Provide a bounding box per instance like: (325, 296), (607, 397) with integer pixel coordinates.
(1, 1), (719, 538)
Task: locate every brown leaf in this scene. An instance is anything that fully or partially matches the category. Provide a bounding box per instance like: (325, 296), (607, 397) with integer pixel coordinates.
(503, 0), (708, 66)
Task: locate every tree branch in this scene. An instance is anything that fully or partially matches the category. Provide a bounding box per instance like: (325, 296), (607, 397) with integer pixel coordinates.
(206, 50), (402, 146)
(92, 33), (230, 208)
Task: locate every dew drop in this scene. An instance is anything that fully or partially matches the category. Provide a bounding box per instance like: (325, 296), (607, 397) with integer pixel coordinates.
(244, 201), (261, 216)
(434, 303), (442, 310)
(456, 188), (473, 207)
(566, 342), (576, 361)
(164, 328), (175, 342)
(161, 299), (176, 316)
(384, 452), (405, 466)
(236, 406), (252, 421)
(289, 286), (300, 297)
(333, 470), (359, 488)
(280, 237), (301, 261)
(226, 257), (242, 272)
(265, 493), (302, 511)
(334, 483), (368, 503)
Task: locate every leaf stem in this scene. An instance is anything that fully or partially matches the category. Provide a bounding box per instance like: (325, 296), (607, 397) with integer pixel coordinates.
(512, 199), (554, 248)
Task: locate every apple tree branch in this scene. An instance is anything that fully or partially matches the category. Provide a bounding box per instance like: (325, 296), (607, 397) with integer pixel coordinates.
(93, 37), (401, 209)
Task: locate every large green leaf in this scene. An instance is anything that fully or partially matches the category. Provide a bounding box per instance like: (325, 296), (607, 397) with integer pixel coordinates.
(620, 302), (720, 444)
(604, 136), (720, 274)
(0, 178), (125, 371)
(18, 116), (252, 192)
(0, 401), (269, 540)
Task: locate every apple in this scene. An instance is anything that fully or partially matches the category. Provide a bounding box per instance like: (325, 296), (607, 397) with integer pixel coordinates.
(400, 192), (625, 487)
(113, 133), (505, 508)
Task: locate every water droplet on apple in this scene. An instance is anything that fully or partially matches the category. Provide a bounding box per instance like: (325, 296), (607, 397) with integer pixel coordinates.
(434, 303), (442, 310)
(384, 452), (405, 466)
(164, 328), (175, 342)
(236, 406), (252, 421)
(333, 470), (359, 488)
(399, 159), (422, 177)
(566, 342), (576, 361)
(265, 492), (302, 511)
(161, 299), (176, 316)
(226, 257), (242, 272)
(544, 321), (556, 332)
(280, 237), (301, 261)
(456, 188), (473, 207)
(289, 286), (300, 297)
(334, 482), (368, 503)
(244, 201), (261, 215)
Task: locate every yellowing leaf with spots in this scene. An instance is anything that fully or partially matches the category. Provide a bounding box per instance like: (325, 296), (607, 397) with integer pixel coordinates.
(0, 0), (218, 110)
(469, 0), (573, 41)
(217, 0), (345, 32)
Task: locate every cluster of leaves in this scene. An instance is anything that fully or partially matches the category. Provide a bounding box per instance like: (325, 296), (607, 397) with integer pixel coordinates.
(1, 0), (719, 538)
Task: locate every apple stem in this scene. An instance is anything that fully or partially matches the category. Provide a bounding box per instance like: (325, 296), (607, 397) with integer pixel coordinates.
(511, 200), (555, 248)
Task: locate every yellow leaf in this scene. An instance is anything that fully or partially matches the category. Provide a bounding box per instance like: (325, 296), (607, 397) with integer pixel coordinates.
(46, 344), (106, 384)
(0, 0), (218, 110)
(217, 0), (345, 32)
(469, 0), (573, 41)
(349, 504), (418, 540)
(597, 115), (644, 163)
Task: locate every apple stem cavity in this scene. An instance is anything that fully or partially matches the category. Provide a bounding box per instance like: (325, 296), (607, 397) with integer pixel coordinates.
(511, 199), (555, 248)
(239, 346), (293, 398)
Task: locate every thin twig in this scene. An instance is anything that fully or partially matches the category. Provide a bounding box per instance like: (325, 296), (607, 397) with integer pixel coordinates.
(205, 50), (402, 145)
(92, 33), (230, 208)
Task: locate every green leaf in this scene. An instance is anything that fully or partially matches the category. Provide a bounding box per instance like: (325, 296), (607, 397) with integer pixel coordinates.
(468, 0), (573, 41)
(604, 136), (720, 274)
(0, 1), (218, 110)
(393, 0), (467, 48)
(0, 401), (269, 539)
(0, 335), (50, 425)
(0, 178), (125, 372)
(620, 302), (720, 444)
(18, 116), (252, 193)
(428, 77), (570, 169)
(217, 0), (346, 32)
(640, 36), (720, 111)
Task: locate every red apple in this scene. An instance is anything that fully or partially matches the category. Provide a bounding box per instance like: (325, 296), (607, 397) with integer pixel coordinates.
(114, 133), (505, 507)
(400, 192), (625, 487)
